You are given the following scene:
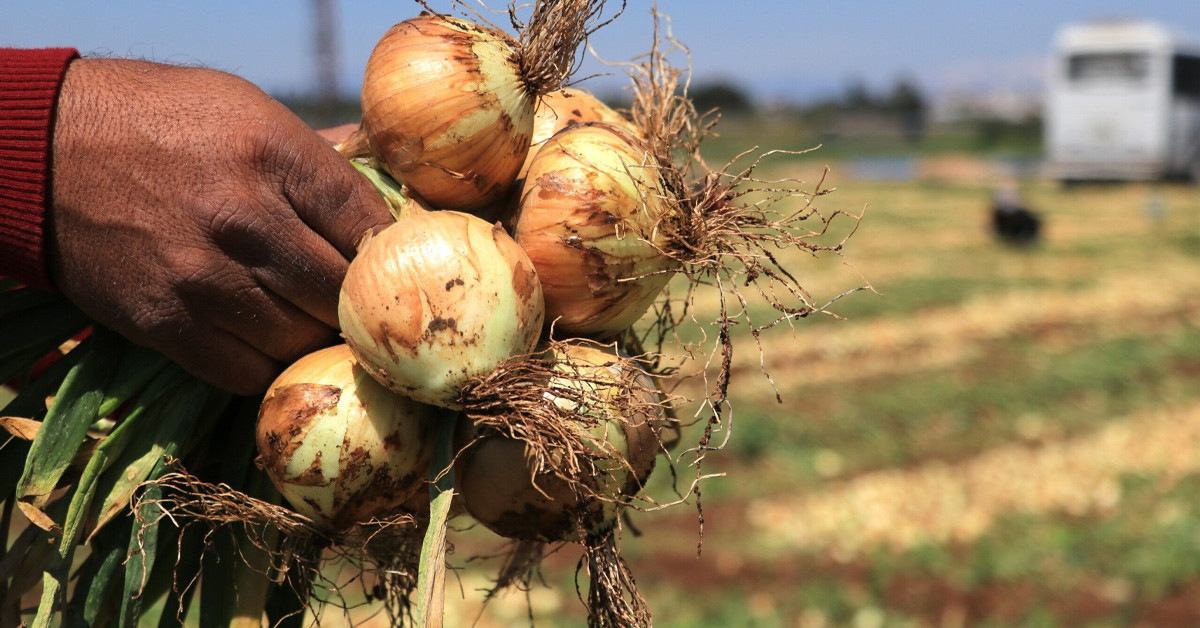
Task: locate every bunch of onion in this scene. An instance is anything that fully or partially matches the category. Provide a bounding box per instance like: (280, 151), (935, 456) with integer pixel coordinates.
(255, 344), (436, 533)
(455, 340), (667, 627)
(508, 18), (706, 339)
(341, 0), (620, 213)
(513, 25), (860, 424)
(338, 162), (545, 409)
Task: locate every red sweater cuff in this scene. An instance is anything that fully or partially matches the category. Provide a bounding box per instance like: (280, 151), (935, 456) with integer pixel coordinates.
(0, 47), (79, 291)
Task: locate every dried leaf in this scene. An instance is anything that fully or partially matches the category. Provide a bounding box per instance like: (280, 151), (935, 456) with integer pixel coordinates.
(87, 373), (210, 542)
(0, 416), (41, 441)
(17, 500), (61, 534)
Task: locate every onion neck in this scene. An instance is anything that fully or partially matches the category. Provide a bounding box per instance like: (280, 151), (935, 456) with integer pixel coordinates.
(350, 159), (422, 221)
(335, 125), (371, 160)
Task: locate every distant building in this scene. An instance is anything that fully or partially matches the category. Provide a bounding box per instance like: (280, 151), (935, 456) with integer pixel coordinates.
(1044, 19), (1200, 182)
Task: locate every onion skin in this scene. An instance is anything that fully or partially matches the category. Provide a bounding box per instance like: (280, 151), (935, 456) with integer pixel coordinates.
(518, 89), (635, 181)
(455, 343), (661, 542)
(338, 211), (544, 409)
(255, 345), (434, 532)
(361, 15), (535, 211)
(515, 122), (677, 337)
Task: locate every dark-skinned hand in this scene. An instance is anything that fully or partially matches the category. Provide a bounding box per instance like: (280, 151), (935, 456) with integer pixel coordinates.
(50, 59), (391, 395)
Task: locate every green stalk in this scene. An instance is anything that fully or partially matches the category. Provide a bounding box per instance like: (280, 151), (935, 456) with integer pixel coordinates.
(351, 159), (419, 221)
(17, 328), (122, 517)
(31, 379), (178, 628)
(118, 380), (222, 627)
(415, 411), (458, 628)
(70, 519), (130, 628)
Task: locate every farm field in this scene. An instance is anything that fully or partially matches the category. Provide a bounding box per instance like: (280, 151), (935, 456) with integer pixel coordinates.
(413, 154), (1200, 627)
(6, 135), (1198, 626)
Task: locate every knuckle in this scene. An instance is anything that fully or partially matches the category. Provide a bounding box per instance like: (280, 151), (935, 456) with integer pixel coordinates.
(160, 244), (223, 294)
(201, 197), (274, 267)
(127, 300), (187, 343)
(232, 116), (295, 173)
(204, 196), (259, 238)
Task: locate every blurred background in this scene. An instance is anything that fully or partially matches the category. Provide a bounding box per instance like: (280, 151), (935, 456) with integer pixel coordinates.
(6, 1), (1200, 626)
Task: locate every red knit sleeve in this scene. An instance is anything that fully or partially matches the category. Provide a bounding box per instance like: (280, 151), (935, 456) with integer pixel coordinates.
(0, 48), (79, 291)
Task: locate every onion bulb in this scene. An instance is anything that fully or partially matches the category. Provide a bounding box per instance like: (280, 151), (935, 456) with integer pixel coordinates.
(255, 344), (435, 531)
(455, 342), (662, 542)
(338, 207), (544, 409)
(359, 2), (610, 212)
(513, 121), (677, 337)
(518, 88), (636, 181)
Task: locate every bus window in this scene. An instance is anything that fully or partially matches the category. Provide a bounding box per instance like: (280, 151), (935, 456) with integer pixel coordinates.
(1173, 54), (1200, 98)
(1068, 52), (1150, 83)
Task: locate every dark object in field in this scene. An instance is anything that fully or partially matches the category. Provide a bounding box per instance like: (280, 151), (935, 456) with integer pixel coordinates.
(990, 189), (1041, 246)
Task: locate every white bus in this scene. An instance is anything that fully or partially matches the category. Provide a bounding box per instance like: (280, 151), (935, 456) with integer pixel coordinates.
(1044, 19), (1200, 182)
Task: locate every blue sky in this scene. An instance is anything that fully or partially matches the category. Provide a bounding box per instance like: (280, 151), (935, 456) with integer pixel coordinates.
(3, 1), (1199, 103)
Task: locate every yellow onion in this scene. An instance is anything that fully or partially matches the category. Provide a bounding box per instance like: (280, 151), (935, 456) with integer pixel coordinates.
(518, 88), (636, 181)
(361, 15), (534, 211)
(255, 344), (435, 531)
(514, 121), (678, 337)
(455, 342), (662, 542)
(338, 208), (545, 409)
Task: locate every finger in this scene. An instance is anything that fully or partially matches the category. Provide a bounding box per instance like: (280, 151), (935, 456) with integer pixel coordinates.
(206, 194), (349, 328)
(216, 290), (336, 364)
(179, 273), (337, 363)
(249, 233), (347, 329)
(273, 133), (394, 259)
(163, 323), (282, 396)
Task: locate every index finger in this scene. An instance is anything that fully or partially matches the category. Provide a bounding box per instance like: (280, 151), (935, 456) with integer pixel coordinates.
(269, 127), (394, 260)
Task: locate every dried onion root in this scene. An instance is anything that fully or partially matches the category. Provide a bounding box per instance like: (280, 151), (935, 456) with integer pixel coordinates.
(580, 528), (650, 628)
(131, 460), (427, 626)
(453, 340), (665, 627)
(631, 37), (865, 431)
(455, 340), (669, 520)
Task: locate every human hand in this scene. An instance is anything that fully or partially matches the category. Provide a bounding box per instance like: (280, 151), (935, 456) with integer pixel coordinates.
(49, 59), (392, 395)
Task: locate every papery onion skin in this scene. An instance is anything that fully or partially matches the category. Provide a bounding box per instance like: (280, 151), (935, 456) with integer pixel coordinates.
(518, 89), (635, 181)
(255, 344), (434, 531)
(361, 15), (535, 212)
(338, 211), (544, 409)
(455, 343), (661, 542)
(515, 122), (678, 337)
